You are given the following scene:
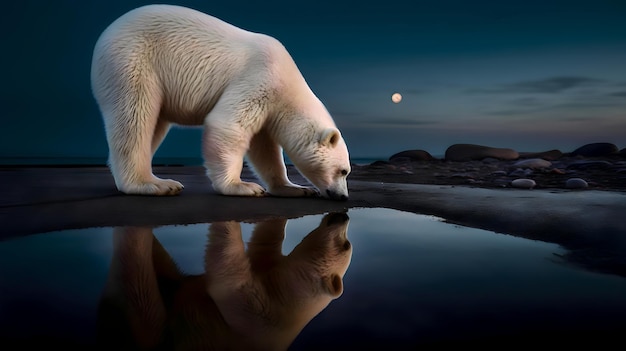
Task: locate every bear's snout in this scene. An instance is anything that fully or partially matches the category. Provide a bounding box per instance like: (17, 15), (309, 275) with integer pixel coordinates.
(326, 212), (349, 226)
(326, 189), (348, 201)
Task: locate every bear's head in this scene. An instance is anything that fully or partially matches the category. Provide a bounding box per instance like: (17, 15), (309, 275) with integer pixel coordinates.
(289, 128), (351, 201)
(205, 212), (352, 349)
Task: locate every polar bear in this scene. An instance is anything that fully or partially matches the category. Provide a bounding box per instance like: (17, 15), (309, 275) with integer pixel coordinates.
(97, 212), (352, 350)
(90, 4), (350, 200)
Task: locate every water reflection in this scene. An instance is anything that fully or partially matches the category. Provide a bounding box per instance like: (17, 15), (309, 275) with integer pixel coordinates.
(1, 208), (625, 348)
(97, 212), (352, 350)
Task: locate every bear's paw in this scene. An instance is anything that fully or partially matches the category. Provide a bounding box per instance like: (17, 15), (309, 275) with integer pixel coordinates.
(120, 178), (184, 196)
(217, 181), (267, 197)
(268, 184), (319, 198)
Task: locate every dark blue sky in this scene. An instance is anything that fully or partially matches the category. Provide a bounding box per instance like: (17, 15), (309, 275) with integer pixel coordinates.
(2, 0), (625, 161)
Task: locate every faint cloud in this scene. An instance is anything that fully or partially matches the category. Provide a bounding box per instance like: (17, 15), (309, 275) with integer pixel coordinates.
(487, 99), (624, 117)
(375, 118), (440, 126)
(504, 76), (603, 93)
(558, 116), (598, 122)
(486, 108), (538, 116)
(609, 91), (626, 97)
(470, 76), (605, 94)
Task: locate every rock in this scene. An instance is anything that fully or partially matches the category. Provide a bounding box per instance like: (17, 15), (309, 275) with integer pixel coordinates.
(445, 144), (519, 161)
(369, 160), (390, 167)
(389, 150), (435, 161)
(550, 168), (566, 174)
(513, 158), (552, 169)
(511, 178), (536, 189)
(508, 168), (534, 177)
(451, 172), (476, 179)
(565, 178), (588, 189)
(570, 142), (619, 157)
(481, 157), (500, 164)
(566, 160), (612, 170)
(518, 149), (563, 160)
(493, 179), (510, 187)
(388, 156), (411, 165)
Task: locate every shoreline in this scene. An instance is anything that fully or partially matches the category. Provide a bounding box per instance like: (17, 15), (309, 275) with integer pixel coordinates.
(3, 166), (625, 276)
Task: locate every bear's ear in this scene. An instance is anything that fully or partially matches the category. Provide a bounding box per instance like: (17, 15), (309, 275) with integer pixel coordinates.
(319, 128), (341, 148)
(324, 274), (344, 297)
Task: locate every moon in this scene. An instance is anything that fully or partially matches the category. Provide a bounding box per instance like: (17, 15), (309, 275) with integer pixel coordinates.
(391, 92), (402, 103)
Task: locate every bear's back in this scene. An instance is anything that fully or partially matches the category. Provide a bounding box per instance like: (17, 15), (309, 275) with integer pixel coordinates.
(92, 5), (286, 124)
(91, 4), (318, 127)
(94, 4), (255, 60)
(105, 5), (242, 40)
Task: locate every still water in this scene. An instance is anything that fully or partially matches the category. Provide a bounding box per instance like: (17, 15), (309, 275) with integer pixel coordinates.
(0, 208), (625, 349)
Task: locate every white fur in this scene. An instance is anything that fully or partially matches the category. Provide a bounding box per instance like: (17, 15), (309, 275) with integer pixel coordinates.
(91, 4), (350, 199)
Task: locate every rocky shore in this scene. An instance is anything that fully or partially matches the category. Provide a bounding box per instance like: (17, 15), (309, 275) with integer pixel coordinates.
(350, 142), (626, 192)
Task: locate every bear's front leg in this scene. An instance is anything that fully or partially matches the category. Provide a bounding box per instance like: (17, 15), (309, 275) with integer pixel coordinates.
(247, 129), (319, 198)
(202, 124), (266, 197)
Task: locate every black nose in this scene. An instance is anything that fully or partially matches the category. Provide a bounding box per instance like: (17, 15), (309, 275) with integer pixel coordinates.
(326, 189), (348, 201)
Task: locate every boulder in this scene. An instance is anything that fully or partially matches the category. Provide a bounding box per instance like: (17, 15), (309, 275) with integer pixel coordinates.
(389, 150), (435, 161)
(518, 149), (563, 160)
(570, 143), (618, 157)
(445, 144), (519, 161)
(566, 160), (612, 170)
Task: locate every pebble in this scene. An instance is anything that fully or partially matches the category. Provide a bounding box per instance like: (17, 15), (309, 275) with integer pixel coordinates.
(508, 168), (534, 177)
(511, 178), (536, 189)
(513, 158), (552, 169)
(550, 168), (566, 174)
(566, 160), (612, 169)
(565, 178), (588, 189)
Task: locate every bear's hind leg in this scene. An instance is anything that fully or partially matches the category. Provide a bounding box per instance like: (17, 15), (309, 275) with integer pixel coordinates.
(247, 130), (318, 197)
(104, 96), (183, 196)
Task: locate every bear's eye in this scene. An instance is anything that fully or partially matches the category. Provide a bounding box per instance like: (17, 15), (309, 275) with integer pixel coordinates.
(340, 169), (348, 176)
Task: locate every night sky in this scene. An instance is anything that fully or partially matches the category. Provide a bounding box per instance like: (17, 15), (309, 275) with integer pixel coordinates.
(2, 0), (625, 162)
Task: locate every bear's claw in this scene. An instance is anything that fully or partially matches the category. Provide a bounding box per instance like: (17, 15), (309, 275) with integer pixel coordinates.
(216, 181), (267, 197)
(120, 178), (184, 196)
(268, 184), (318, 198)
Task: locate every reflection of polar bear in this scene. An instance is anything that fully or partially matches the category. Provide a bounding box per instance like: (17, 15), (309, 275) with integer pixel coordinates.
(91, 4), (350, 200)
(98, 212), (352, 350)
